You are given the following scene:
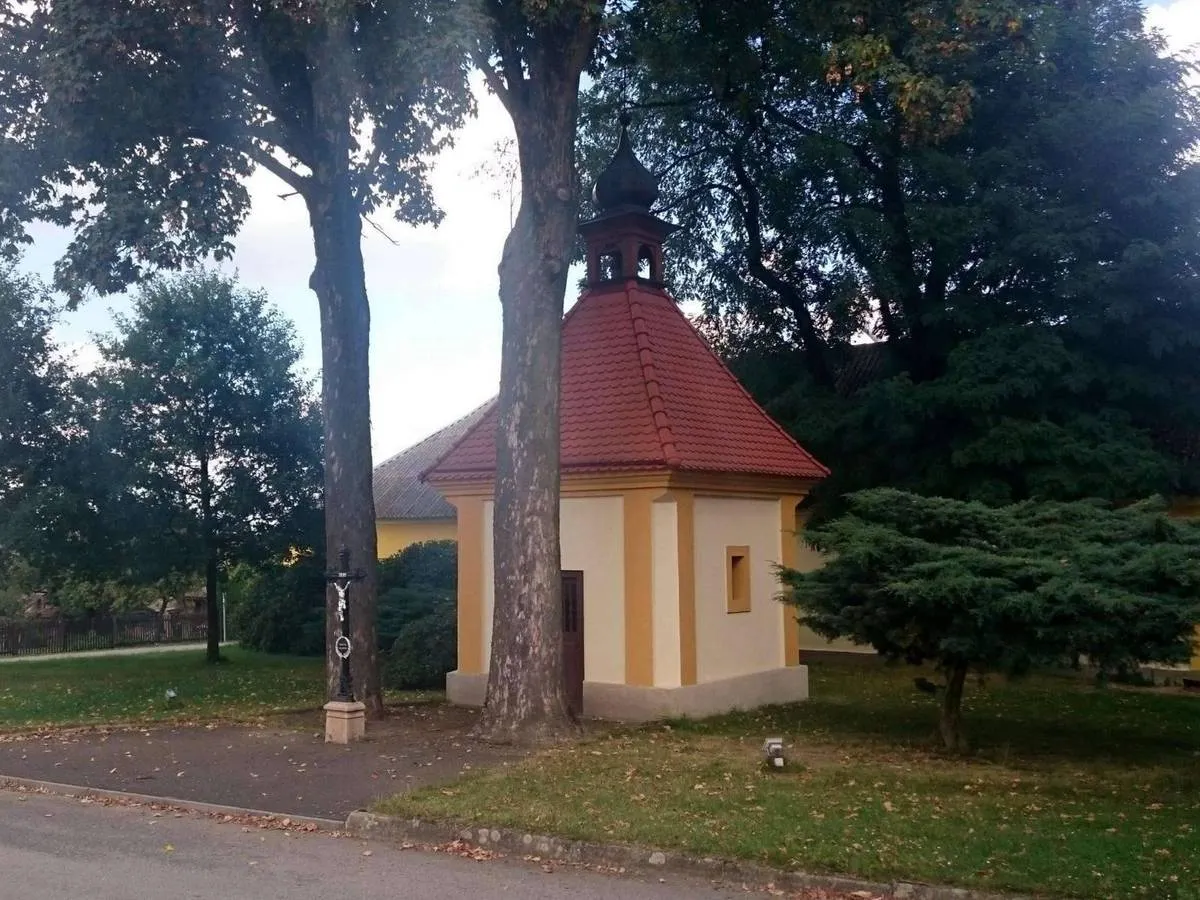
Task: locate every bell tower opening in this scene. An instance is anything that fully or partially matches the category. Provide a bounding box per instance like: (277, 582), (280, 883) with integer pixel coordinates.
(637, 244), (655, 280)
(599, 249), (623, 282)
(580, 112), (677, 289)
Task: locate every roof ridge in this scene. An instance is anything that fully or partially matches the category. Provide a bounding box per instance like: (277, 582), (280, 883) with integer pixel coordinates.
(664, 296), (831, 478)
(624, 283), (683, 467)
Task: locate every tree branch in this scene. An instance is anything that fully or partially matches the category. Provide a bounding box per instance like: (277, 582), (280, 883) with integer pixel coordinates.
(762, 103), (880, 174)
(243, 144), (308, 196)
(726, 141), (833, 385)
(481, 0), (529, 114)
(471, 47), (514, 116)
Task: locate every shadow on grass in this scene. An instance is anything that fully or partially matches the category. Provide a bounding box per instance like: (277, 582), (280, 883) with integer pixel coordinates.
(665, 660), (1199, 768)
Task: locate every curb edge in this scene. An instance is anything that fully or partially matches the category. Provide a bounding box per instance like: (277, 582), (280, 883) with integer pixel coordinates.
(344, 810), (1033, 900)
(0, 775), (343, 830)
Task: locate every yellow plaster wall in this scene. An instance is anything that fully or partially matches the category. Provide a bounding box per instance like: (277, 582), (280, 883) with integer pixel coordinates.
(376, 518), (457, 559)
(481, 501), (495, 671)
(693, 496), (787, 682)
(479, 496), (627, 683)
(651, 495), (682, 688)
(443, 497), (484, 674)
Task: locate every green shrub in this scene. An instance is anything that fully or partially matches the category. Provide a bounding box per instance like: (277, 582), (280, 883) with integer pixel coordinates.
(383, 600), (456, 689)
(228, 555), (325, 656)
(378, 540), (456, 594)
(378, 541), (456, 689)
(227, 540), (457, 670)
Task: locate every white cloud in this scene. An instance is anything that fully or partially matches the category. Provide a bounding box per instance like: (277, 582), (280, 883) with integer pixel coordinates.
(1146, 0), (1200, 70)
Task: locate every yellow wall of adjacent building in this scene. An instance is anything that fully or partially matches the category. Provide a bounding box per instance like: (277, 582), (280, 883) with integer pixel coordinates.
(1170, 498), (1200, 518)
(376, 518), (457, 559)
(788, 523), (875, 655)
(1167, 499), (1200, 669)
(692, 496), (787, 682)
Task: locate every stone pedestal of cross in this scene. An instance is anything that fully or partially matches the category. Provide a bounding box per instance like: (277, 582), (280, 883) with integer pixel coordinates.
(324, 546), (366, 744)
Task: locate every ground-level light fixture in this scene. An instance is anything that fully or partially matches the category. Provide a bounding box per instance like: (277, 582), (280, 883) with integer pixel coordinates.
(763, 736), (785, 768)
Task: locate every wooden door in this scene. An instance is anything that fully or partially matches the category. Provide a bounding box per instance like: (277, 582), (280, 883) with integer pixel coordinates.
(561, 570), (585, 718)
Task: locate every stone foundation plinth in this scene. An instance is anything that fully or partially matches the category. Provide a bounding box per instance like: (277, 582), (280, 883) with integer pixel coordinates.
(324, 700), (366, 743)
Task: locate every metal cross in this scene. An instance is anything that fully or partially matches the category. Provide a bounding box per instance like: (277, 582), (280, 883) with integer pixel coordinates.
(325, 546), (365, 702)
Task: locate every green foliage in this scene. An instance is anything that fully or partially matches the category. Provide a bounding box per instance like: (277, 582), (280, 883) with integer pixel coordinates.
(0, 555), (39, 617)
(1, 1), (473, 298)
(384, 599), (456, 690)
(46, 575), (183, 617)
(760, 329), (1175, 516)
(780, 488), (1200, 746)
(228, 555), (326, 657)
(378, 539), (457, 595)
(0, 266), (75, 554)
(583, 0), (1200, 510)
(230, 540), (459, 669)
(377, 541), (456, 688)
(91, 269), (323, 585)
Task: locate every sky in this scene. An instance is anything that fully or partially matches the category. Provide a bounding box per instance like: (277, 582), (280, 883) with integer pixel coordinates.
(16, 1), (1200, 465)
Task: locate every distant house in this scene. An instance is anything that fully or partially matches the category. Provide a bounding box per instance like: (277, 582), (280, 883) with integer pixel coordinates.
(164, 591), (205, 615)
(21, 592), (58, 620)
(372, 401), (493, 559)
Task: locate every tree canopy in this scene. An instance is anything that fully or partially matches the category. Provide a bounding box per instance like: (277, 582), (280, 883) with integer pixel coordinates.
(0, 0), (475, 708)
(0, 265), (72, 526)
(780, 488), (1200, 750)
(93, 270), (322, 661)
(582, 0), (1200, 514)
(0, 264), (83, 589)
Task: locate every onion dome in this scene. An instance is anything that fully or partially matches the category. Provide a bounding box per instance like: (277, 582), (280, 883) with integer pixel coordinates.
(592, 112), (658, 212)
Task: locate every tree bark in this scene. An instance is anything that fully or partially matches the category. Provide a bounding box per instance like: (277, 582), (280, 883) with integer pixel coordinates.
(939, 662), (969, 753)
(204, 548), (220, 661)
(199, 452), (220, 663)
(306, 17), (381, 718)
(473, 11), (600, 744)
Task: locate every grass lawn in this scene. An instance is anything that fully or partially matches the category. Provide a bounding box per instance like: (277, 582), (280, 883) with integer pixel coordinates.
(375, 660), (1200, 899)
(0, 647), (327, 730)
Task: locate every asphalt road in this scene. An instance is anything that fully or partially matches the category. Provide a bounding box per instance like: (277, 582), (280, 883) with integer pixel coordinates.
(0, 790), (745, 900)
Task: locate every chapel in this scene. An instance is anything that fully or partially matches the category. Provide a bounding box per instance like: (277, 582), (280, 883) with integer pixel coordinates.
(418, 117), (836, 720)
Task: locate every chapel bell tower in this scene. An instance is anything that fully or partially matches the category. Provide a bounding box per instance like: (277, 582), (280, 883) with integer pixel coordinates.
(579, 112), (678, 287)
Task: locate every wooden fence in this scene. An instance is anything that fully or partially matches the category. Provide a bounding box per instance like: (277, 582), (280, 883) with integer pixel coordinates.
(0, 611), (208, 657)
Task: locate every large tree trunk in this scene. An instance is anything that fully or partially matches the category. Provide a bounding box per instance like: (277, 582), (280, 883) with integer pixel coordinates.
(474, 32), (598, 744)
(939, 663), (969, 753)
(306, 19), (381, 718)
(199, 452), (220, 664)
(204, 548), (220, 661)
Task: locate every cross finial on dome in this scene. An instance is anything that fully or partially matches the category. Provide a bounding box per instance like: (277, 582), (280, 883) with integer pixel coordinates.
(592, 111), (659, 213)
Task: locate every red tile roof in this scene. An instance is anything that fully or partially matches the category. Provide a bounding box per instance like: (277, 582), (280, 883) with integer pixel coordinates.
(425, 281), (828, 482)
